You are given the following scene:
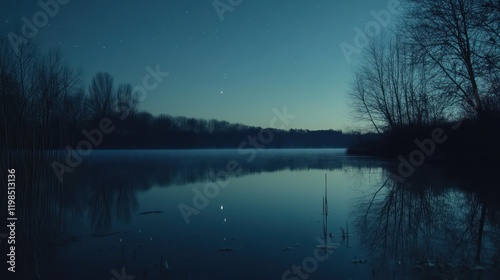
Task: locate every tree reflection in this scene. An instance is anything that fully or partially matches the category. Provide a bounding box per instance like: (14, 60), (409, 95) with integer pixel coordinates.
(353, 168), (500, 279)
(5, 149), (499, 279)
(87, 167), (139, 231)
(1, 150), (372, 279)
(0, 150), (83, 279)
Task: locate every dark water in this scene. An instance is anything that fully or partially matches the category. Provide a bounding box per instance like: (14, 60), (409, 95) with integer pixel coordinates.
(3, 149), (500, 280)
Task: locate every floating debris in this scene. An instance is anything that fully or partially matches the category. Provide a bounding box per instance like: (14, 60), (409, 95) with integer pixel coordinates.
(424, 260), (436, 268)
(352, 258), (367, 264)
(282, 247), (293, 251)
(315, 243), (339, 250)
(294, 243), (301, 247)
(471, 265), (486, 271)
(138, 210), (163, 215)
(161, 257), (170, 271)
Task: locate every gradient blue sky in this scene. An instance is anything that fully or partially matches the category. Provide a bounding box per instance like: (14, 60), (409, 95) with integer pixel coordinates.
(2, 0), (400, 130)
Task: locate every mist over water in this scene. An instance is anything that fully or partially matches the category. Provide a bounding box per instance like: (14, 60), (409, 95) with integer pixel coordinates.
(2, 149), (499, 279)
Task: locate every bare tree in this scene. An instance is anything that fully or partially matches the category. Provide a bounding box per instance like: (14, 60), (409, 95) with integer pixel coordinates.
(0, 34), (17, 149)
(35, 49), (80, 133)
(115, 83), (138, 119)
(63, 87), (89, 128)
(349, 34), (448, 134)
(0, 32), (39, 149)
(402, 0), (500, 118)
(88, 72), (115, 119)
(478, 0), (500, 115)
(0, 32), (37, 118)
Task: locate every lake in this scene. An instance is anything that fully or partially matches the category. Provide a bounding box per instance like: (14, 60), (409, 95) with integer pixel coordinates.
(4, 149), (500, 280)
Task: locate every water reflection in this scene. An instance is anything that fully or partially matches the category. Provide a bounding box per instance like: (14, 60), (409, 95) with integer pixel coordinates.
(353, 167), (500, 279)
(1, 149), (499, 279)
(74, 150), (370, 229)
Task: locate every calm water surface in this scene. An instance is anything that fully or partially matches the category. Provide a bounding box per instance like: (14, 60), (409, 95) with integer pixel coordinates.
(6, 149), (500, 280)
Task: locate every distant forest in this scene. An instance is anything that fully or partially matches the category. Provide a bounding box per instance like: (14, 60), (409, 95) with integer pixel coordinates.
(0, 35), (375, 150)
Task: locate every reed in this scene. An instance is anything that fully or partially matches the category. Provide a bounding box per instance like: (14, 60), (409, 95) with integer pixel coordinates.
(322, 174), (328, 239)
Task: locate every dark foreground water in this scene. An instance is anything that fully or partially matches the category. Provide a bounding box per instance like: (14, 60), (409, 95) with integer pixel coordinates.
(2, 149), (500, 280)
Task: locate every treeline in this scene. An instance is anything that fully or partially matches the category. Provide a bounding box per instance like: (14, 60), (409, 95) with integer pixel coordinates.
(0, 33), (370, 150)
(348, 0), (500, 163)
(79, 112), (364, 149)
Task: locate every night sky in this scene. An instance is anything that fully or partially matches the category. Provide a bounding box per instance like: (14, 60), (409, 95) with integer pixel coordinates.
(1, 0), (399, 130)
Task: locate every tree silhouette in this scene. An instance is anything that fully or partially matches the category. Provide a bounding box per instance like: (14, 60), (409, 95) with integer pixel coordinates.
(403, 0), (500, 118)
(115, 83), (138, 119)
(88, 72), (115, 120)
(349, 34), (449, 134)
